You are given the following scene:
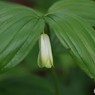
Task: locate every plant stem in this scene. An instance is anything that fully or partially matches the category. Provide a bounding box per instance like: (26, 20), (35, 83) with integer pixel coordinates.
(51, 68), (60, 95)
(46, 23), (60, 95)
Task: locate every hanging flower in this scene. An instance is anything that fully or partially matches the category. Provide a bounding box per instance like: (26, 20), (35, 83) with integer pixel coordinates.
(38, 34), (53, 68)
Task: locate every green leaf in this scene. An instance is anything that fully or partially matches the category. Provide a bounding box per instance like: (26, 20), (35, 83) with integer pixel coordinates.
(0, 2), (45, 73)
(48, 0), (95, 26)
(0, 75), (54, 95)
(44, 12), (95, 79)
(25, 43), (39, 70)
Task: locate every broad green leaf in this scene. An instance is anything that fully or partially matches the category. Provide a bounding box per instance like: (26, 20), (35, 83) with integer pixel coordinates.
(25, 43), (39, 70)
(44, 12), (95, 78)
(0, 75), (54, 95)
(0, 2), (45, 73)
(48, 0), (95, 26)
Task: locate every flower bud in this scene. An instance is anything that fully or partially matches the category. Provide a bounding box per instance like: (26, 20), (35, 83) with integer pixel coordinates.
(38, 34), (53, 68)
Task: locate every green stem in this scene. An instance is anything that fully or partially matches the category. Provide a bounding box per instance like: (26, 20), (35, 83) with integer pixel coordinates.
(46, 23), (60, 95)
(51, 68), (60, 95)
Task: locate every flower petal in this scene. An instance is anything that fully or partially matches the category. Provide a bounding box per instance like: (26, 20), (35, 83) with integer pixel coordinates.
(37, 34), (53, 68)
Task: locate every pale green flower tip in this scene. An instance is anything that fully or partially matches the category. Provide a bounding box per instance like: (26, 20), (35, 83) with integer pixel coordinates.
(38, 62), (54, 68)
(38, 58), (53, 68)
(38, 58), (54, 68)
(37, 33), (54, 68)
(45, 63), (53, 68)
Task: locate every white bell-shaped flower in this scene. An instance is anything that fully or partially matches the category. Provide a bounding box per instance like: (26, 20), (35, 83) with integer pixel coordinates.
(38, 34), (53, 68)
